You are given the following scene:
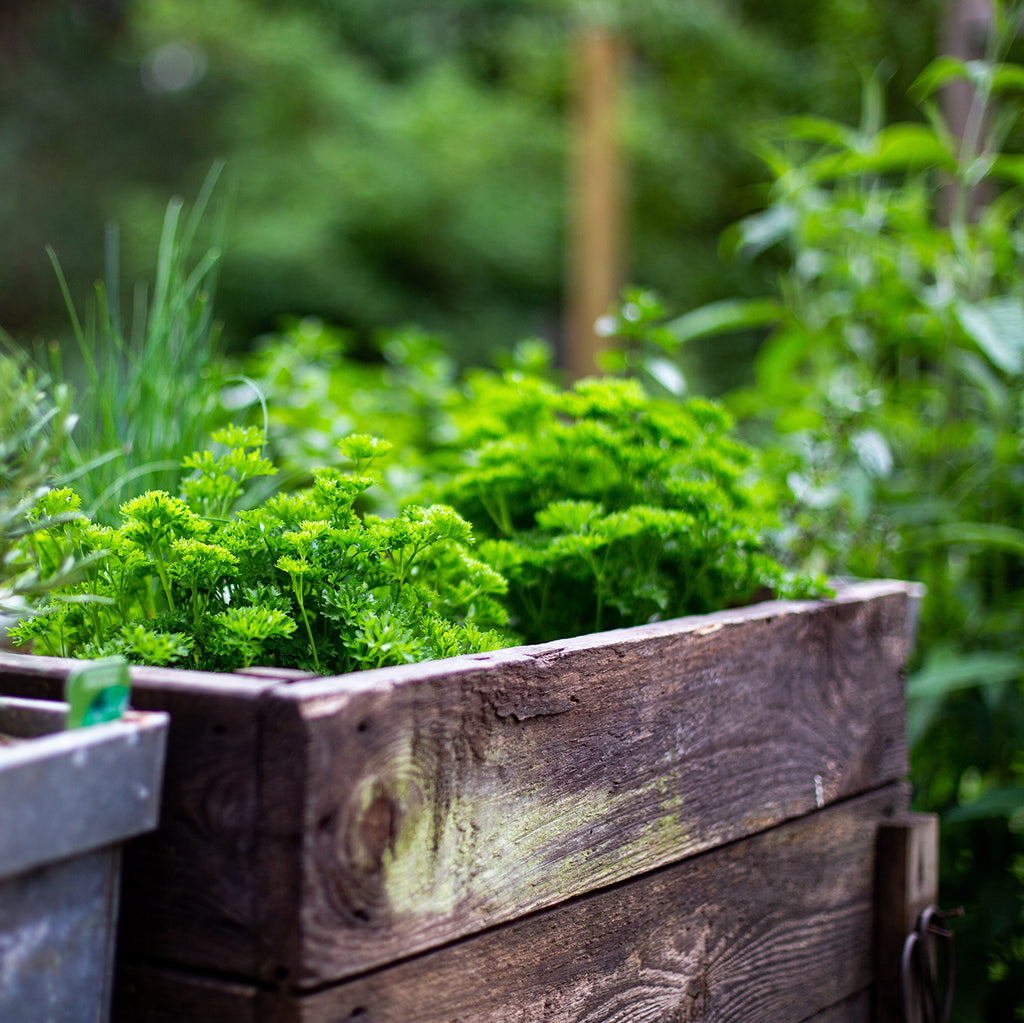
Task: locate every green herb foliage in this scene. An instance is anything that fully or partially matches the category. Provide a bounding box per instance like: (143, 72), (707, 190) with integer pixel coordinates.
(35, 166), (239, 520)
(243, 317), (462, 507)
(616, 5), (1024, 1013)
(12, 427), (510, 674)
(0, 357), (98, 617)
(429, 373), (827, 644)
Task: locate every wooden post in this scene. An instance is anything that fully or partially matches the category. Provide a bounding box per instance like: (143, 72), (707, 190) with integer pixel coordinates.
(874, 814), (940, 1023)
(566, 28), (624, 381)
(940, 0), (994, 222)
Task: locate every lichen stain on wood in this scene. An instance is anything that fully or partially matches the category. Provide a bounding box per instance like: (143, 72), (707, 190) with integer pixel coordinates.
(284, 584), (919, 985)
(277, 787), (900, 1022)
(323, 716), (636, 929)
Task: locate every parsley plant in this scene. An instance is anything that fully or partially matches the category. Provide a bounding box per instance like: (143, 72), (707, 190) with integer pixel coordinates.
(12, 427), (510, 673)
(430, 374), (827, 643)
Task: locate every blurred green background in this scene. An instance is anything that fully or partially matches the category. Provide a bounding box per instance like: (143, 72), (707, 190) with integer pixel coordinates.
(1, 0), (940, 377)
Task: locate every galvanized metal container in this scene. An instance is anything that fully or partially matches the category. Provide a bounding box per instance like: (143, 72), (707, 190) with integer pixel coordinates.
(0, 696), (168, 1023)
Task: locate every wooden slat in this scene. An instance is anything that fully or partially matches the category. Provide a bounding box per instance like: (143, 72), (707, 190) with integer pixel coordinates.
(299, 787), (906, 1021)
(117, 669), (281, 978)
(115, 786), (904, 1023)
(874, 814), (940, 1023)
(114, 964), (266, 1023)
(261, 581), (919, 985)
(234, 667), (321, 682)
(0, 649), (77, 701)
(800, 989), (872, 1023)
(255, 692), (309, 987)
(0, 581), (923, 990)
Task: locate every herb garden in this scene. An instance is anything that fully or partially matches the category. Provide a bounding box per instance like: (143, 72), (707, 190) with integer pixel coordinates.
(2, 1), (1024, 1020)
(0, 256), (928, 1020)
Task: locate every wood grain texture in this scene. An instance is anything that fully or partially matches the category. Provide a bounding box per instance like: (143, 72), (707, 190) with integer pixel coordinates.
(0, 649), (76, 701)
(800, 989), (872, 1023)
(874, 814), (940, 1023)
(262, 581), (919, 985)
(113, 787), (904, 1023)
(294, 787), (906, 1023)
(117, 669), (284, 978)
(0, 581), (923, 993)
(114, 964), (266, 1023)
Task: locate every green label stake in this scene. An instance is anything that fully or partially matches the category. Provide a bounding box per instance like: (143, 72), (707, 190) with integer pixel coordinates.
(65, 657), (130, 728)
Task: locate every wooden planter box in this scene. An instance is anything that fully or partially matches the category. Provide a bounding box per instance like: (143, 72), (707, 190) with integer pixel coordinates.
(0, 579), (930, 1022)
(0, 696), (168, 1023)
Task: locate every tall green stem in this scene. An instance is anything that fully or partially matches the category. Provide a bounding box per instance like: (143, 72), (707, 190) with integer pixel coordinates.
(291, 574), (320, 673)
(151, 549), (176, 612)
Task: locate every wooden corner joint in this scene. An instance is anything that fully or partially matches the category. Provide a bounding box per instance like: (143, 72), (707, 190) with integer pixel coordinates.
(873, 813), (941, 1023)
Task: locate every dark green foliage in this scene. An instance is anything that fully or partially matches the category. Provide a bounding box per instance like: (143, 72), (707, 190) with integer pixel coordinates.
(12, 426), (510, 674)
(429, 373), (827, 644)
(1, 0), (942, 366)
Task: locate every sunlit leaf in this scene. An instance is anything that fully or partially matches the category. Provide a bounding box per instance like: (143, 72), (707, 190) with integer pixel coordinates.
(811, 124), (955, 178)
(665, 298), (784, 345)
(730, 205), (798, 259)
(642, 355), (686, 396)
(771, 115), (860, 149)
(991, 61), (1024, 94)
(954, 297), (1024, 374)
(946, 786), (1024, 823)
(910, 55), (972, 102)
(907, 651), (1020, 699)
(990, 153), (1024, 184)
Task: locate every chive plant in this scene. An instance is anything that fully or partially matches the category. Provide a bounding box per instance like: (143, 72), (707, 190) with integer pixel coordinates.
(41, 164), (241, 519)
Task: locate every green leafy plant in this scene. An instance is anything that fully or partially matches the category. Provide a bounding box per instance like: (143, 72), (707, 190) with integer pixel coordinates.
(13, 427), (511, 674)
(242, 317), (463, 506)
(427, 372), (827, 644)
(0, 357), (97, 621)
(35, 165), (243, 519)
(613, 5), (1024, 1014)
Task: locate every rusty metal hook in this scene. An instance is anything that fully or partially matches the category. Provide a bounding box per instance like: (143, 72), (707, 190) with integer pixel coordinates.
(901, 904), (964, 1023)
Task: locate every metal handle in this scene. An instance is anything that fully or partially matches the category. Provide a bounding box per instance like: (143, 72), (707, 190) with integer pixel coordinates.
(901, 905), (964, 1023)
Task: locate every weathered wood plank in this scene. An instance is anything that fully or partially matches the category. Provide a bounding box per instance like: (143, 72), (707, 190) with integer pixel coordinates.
(235, 666), (321, 682)
(874, 814), (940, 1023)
(114, 787), (904, 1023)
(295, 787), (907, 1022)
(0, 581), (922, 990)
(0, 649), (78, 701)
(117, 668), (284, 979)
(114, 964), (266, 1023)
(261, 581), (918, 984)
(799, 989), (871, 1023)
